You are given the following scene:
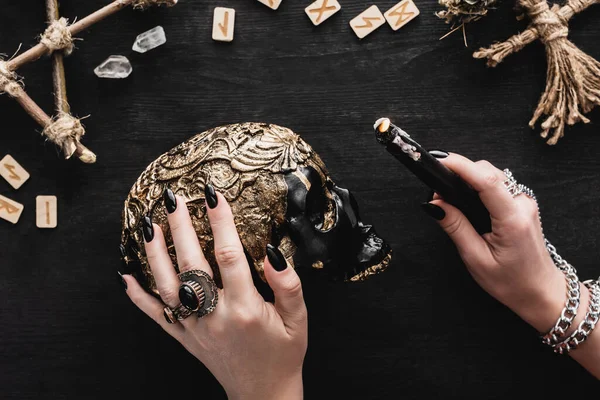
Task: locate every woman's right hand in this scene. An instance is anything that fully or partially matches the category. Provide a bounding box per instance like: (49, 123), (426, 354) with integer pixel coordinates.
(424, 152), (567, 332)
(422, 153), (569, 331)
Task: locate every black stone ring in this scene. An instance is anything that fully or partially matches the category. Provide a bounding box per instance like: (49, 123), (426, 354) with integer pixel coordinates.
(163, 303), (193, 324)
(178, 270), (218, 318)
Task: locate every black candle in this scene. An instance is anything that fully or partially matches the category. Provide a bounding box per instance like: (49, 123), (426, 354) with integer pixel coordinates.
(373, 118), (492, 235)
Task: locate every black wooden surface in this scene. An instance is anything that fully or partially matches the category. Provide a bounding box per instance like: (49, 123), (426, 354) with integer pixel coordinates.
(1, 1), (600, 398)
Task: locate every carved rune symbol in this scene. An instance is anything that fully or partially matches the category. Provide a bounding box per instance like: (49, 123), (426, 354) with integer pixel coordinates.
(0, 199), (19, 214)
(350, 5), (386, 38)
(388, 2), (414, 27)
(45, 201), (51, 224)
(219, 11), (230, 36)
(355, 16), (381, 29)
(309, 0), (337, 24)
(3, 164), (21, 181)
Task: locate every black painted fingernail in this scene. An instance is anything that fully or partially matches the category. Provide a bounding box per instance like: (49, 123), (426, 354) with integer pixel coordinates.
(163, 188), (177, 214)
(429, 150), (449, 159)
(266, 244), (288, 272)
(118, 271), (128, 290)
(142, 215), (154, 242)
(420, 202), (446, 220)
(205, 184), (218, 209)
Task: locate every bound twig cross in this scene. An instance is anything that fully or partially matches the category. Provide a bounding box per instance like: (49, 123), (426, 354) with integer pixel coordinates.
(0, 0), (177, 163)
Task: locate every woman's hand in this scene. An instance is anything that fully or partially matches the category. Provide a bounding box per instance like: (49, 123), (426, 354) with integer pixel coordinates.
(422, 152), (580, 333)
(122, 186), (308, 400)
(422, 152), (600, 378)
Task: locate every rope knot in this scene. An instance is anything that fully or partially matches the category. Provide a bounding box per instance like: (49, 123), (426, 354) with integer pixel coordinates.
(0, 60), (21, 97)
(40, 18), (74, 55)
(43, 113), (86, 159)
(520, 0), (569, 44)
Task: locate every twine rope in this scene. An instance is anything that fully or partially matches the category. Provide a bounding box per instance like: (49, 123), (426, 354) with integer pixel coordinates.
(0, 61), (20, 97)
(40, 18), (74, 55)
(43, 113), (86, 159)
(566, 0), (589, 14)
(526, 1), (569, 44)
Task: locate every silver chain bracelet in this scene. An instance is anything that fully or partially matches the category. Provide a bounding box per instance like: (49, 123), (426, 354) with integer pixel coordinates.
(552, 281), (600, 354)
(503, 169), (598, 353)
(541, 263), (580, 346)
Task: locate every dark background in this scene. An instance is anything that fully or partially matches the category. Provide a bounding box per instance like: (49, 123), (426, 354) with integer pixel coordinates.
(1, 0), (599, 398)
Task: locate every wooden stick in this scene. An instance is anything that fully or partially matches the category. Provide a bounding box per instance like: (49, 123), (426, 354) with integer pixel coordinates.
(46, 0), (70, 115)
(12, 86), (96, 163)
(43, 0), (96, 163)
(7, 0), (134, 72)
(13, 87), (52, 127)
(69, 0), (133, 36)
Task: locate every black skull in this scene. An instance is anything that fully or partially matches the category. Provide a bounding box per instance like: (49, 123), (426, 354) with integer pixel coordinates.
(283, 166), (391, 282)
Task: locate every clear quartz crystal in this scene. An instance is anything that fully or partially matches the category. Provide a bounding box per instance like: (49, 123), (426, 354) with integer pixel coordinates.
(132, 26), (167, 53)
(94, 56), (133, 79)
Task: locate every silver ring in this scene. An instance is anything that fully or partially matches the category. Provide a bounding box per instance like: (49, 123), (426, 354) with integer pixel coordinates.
(503, 168), (524, 197)
(178, 270), (219, 318)
(163, 303), (193, 324)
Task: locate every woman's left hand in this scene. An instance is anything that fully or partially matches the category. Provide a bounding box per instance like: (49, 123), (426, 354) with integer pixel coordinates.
(122, 189), (308, 400)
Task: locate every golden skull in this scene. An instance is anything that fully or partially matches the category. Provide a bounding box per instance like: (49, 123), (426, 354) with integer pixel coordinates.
(120, 123), (392, 294)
